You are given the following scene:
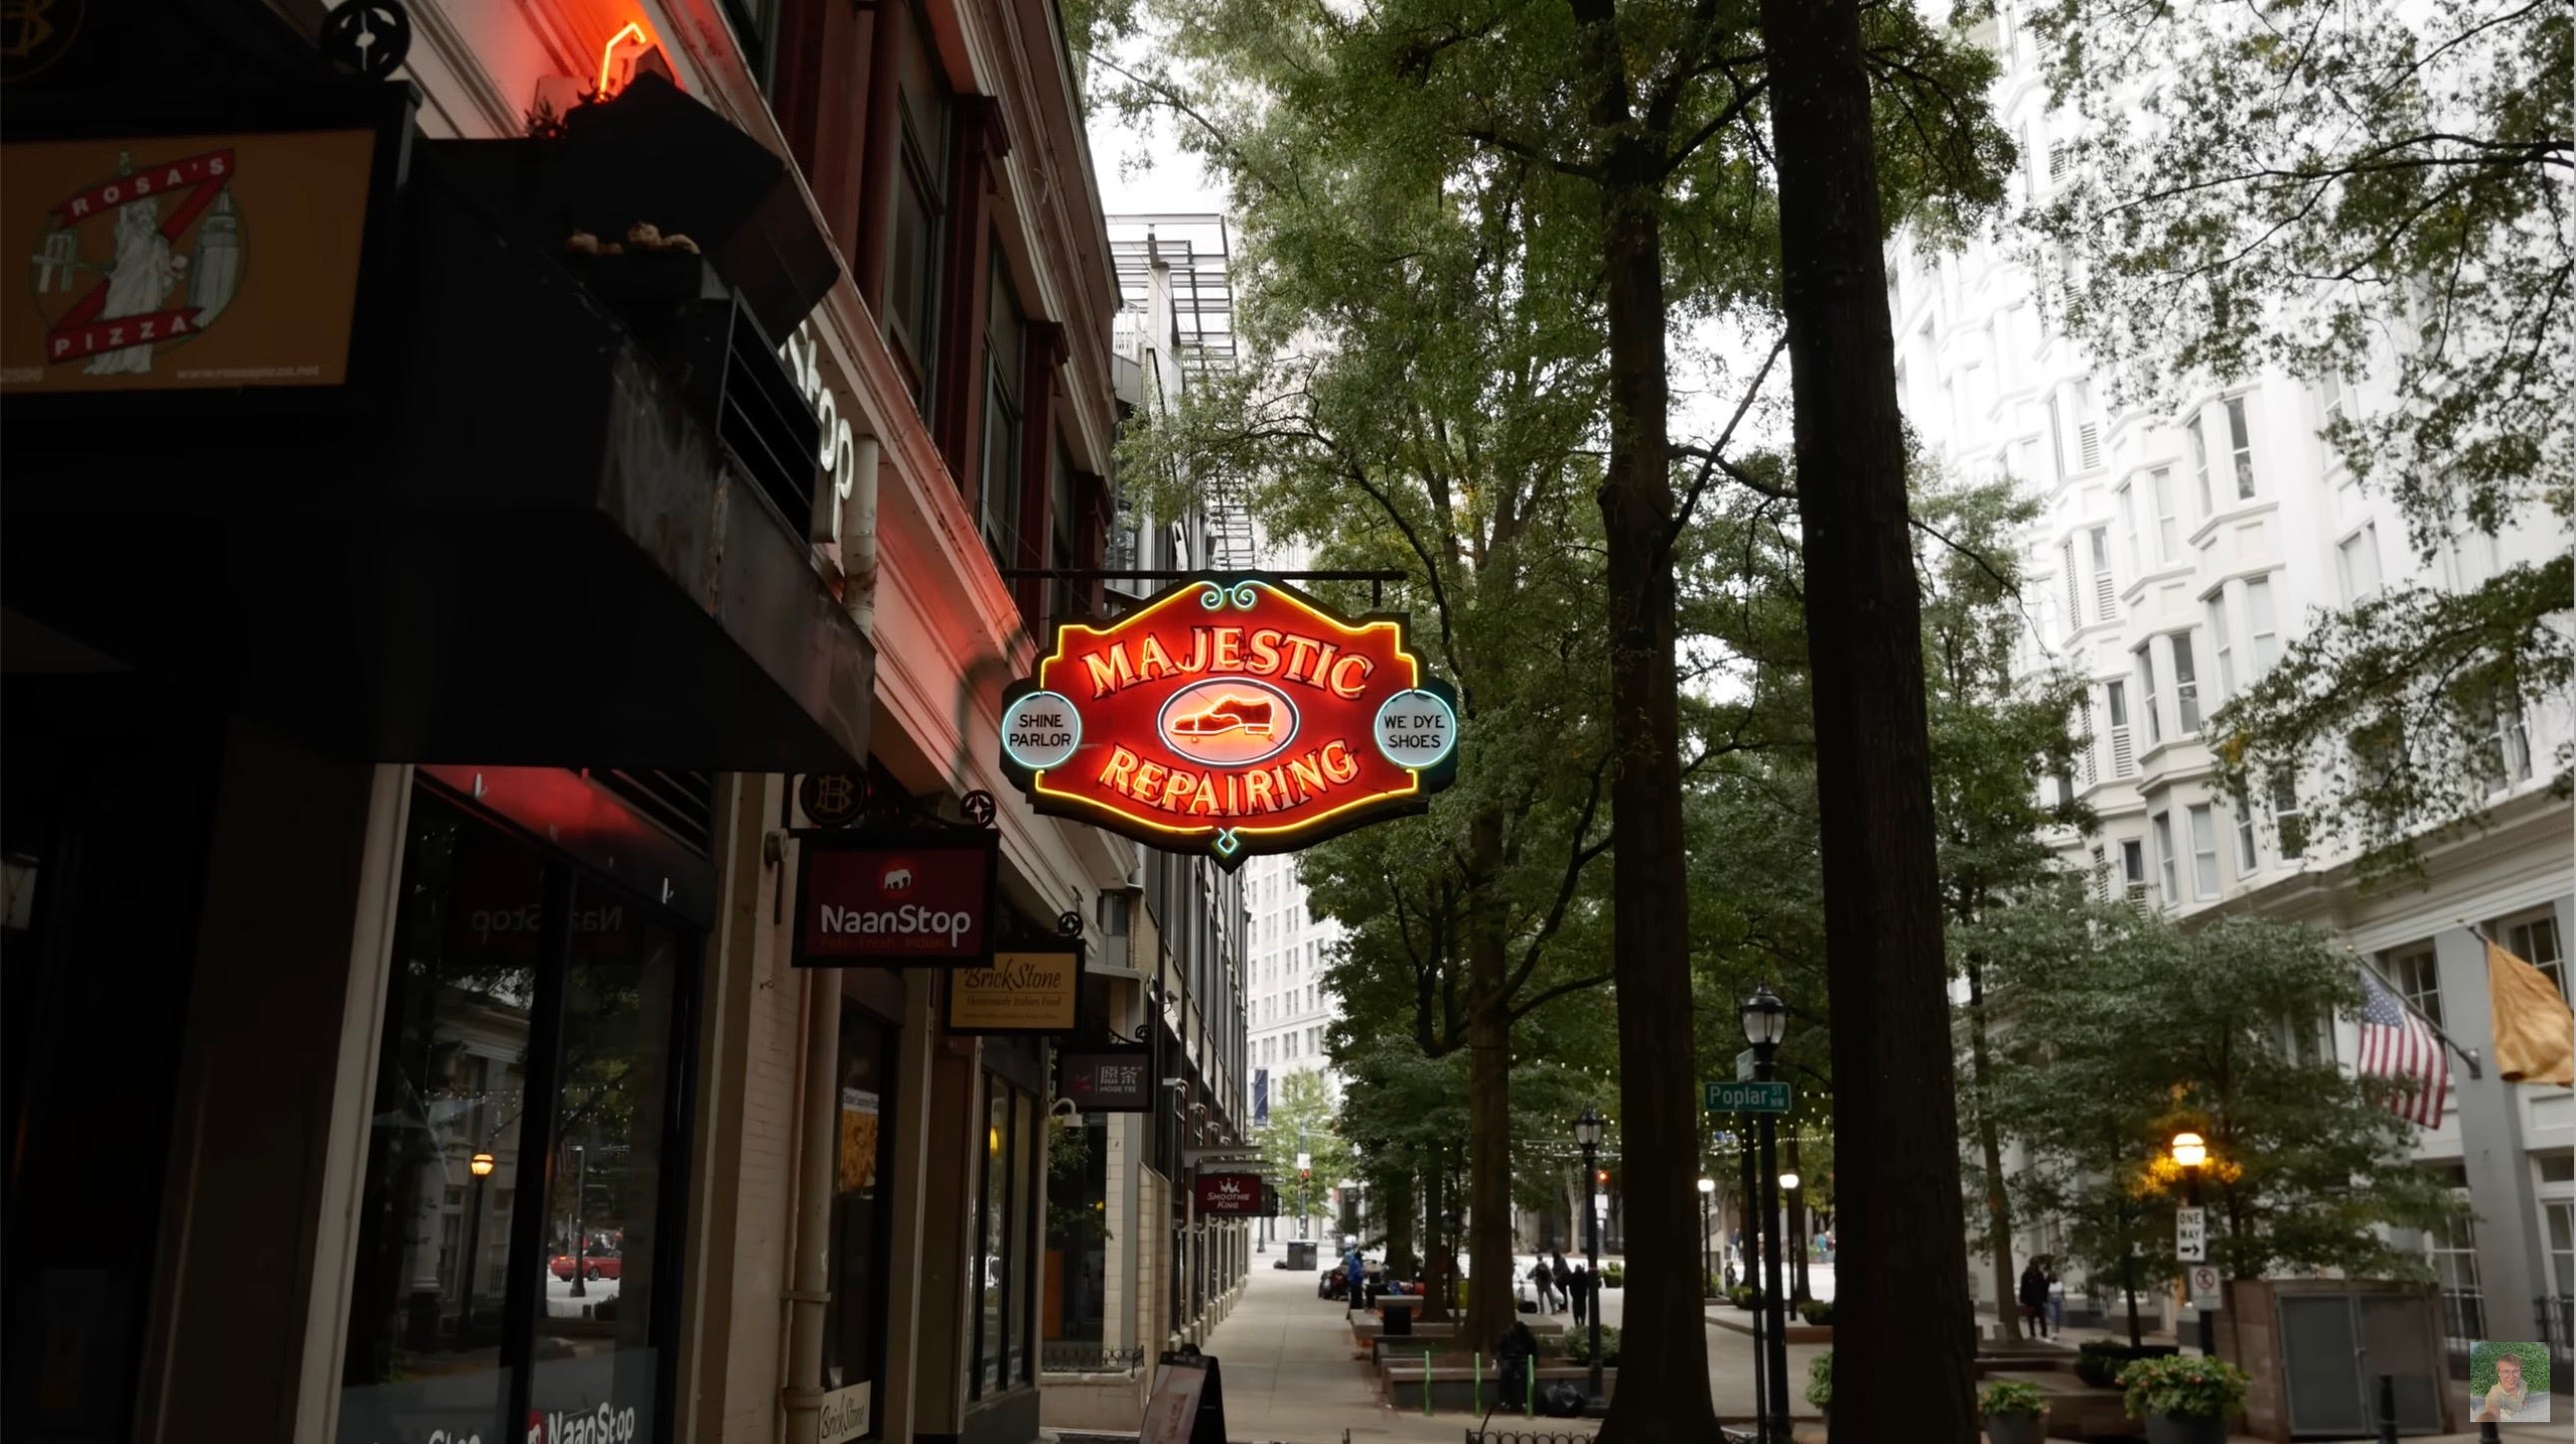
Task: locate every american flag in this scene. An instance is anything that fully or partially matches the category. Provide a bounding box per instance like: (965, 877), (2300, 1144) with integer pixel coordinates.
(2358, 968), (2449, 1127)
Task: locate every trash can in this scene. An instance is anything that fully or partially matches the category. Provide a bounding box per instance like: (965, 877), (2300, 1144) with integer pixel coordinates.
(1383, 1300), (1412, 1336)
(1286, 1240), (1316, 1271)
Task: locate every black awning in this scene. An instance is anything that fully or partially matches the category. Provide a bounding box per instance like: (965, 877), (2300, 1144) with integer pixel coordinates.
(2, 138), (870, 774)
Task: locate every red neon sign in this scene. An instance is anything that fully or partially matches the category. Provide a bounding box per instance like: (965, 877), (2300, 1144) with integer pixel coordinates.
(597, 22), (657, 98)
(997, 577), (1459, 867)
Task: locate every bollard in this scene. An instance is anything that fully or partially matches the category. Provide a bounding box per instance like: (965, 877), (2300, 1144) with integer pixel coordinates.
(2375, 1374), (2397, 1444)
(1527, 1356), (1536, 1417)
(1474, 1351), (1482, 1413)
(1425, 1349), (1435, 1416)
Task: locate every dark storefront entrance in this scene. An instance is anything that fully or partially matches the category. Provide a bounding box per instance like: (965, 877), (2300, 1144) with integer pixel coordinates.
(337, 780), (705, 1444)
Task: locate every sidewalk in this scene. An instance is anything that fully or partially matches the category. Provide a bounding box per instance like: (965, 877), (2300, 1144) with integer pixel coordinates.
(1140, 1264), (2556, 1443)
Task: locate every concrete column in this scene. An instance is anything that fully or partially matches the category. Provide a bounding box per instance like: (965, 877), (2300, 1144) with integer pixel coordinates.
(878, 973), (943, 1440)
(2434, 928), (2542, 1322)
(1104, 1112), (1141, 1352)
(137, 726), (404, 1444)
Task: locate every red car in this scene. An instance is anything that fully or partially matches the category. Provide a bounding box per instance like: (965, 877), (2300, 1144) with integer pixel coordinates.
(550, 1242), (621, 1281)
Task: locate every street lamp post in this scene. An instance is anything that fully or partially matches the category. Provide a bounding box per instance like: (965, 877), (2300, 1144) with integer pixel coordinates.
(1572, 1105), (1607, 1411)
(1743, 985), (1791, 1444)
(1780, 1169), (1805, 1303)
(1736, 1128), (1765, 1436)
(2173, 1130), (2218, 1360)
(1696, 1175), (1716, 1300)
(460, 1150), (495, 1326)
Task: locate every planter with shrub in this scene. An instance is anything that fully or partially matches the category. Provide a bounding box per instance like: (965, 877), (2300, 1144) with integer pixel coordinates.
(1796, 1298), (1834, 1326)
(1805, 1351), (1832, 1425)
(2074, 1339), (2179, 1389)
(1978, 1378), (2049, 1444)
(1563, 1324), (1621, 1366)
(1600, 1262), (1625, 1289)
(1727, 1283), (1764, 1310)
(2117, 1355), (2248, 1444)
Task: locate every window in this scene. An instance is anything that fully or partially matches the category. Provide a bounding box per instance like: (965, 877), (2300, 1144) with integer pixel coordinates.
(2269, 775), (2306, 860)
(2338, 523), (2383, 601)
(971, 1074), (1037, 1395)
(2187, 804), (2221, 899)
(2091, 845), (2111, 901)
(2153, 812), (2179, 903)
(2090, 526), (2116, 621)
(2047, 393), (2068, 481)
(2075, 697), (2098, 786)
(2548, 1199), (2575, 1309)
(2225, 394), (2256, 498)
(2120, 839), (2149, 902)
(2318, 372), (2345, 423)
(2150, 467), (2181, 561)
(2048, 140), (2071, 181)
(885, 20), (951, 413)
(722, 0), (781, 86)
(2503, 913), (2568, 1004)
(2427, 1187), (2484, 1348)
(339, 792), (699, 1444)
(2384, 946), (2443, 1030)
(978, 248), (1025, 566)
(825, 1006), (901, 1407)
(2106, 680), (2136, 776)
(2062, 541), (2084, 628)
(2234, 795), (2259, 875)
(2079, 421), (2103, 471)
(2187, 413), (2214, 515)
(2206, 593), (2236, 701)
(2119, 483), (2142, 574)
(2480, 683), (2534, 786)
(2246, 576), (2280, 670)
(2171, 632), (2203, 734)
(2137, 643), (2163, 746)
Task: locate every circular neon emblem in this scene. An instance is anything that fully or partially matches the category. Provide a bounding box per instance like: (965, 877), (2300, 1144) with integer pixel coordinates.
(1155, 678), (1299, 766)
(1374, 689), (1456, 769)
(1003, 691), (1081, 770)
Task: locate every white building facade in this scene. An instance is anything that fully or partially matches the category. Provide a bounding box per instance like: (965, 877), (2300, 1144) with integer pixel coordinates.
(1893, 8), (2574, 1359)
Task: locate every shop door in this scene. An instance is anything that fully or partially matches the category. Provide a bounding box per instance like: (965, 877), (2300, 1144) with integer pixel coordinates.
(336, 788), (700, 1444)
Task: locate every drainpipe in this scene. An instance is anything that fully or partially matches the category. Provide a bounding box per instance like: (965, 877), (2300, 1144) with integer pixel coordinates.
(784, 963), (843, 1444)
(845, 436), (882, 640)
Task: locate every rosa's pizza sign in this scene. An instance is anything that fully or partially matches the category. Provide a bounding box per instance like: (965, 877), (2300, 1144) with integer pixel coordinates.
(999, 578), (1459, 867)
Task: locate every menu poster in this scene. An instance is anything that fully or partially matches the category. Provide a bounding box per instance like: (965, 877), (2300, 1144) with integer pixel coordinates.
(838, 1088), (880, 1195)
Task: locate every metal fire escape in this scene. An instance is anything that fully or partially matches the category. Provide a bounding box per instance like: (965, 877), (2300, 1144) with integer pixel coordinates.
(1107, 215), (1258, 571)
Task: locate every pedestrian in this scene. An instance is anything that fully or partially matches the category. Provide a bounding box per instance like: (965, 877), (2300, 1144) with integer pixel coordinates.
(1343, 1235), (1366, 1309)
(1497, 1317), (1539, 1404)
(1569, 1261), (1591, 1327)
(1528, 1256), (1557, 1312)
(2018, 1258), (2051, 1339)
(2046, 1268), (2065, 1336)
(1550, 1250), (1574, 1315)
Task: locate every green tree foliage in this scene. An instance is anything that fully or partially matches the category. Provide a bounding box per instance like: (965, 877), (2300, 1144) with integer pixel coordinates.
(2027, 0), (2575, 874)
(1256, 1068), (1344, 1232)
(1972, 892), (2459, 1293)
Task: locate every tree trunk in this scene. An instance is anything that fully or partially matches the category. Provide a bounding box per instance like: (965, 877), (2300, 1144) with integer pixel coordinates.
(1421, 1164), (1451, 1323)
(1966, 956), (2021, 1343)
(1590, 149), (1720, 1444)
(1757, 0), (1977, 1436)
(1384, 1169), (1417, 1279)
(1464, 807), (1517, 1352)
(1786, 1131), (1810, 1303)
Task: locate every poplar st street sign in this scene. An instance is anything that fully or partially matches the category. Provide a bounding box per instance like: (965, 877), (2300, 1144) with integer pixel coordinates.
(997, 577), (1460, 868)
(1703, 1081), (1792, 1112)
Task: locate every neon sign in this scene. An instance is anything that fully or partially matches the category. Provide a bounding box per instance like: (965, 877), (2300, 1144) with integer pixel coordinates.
(998, 577), (1459, 866)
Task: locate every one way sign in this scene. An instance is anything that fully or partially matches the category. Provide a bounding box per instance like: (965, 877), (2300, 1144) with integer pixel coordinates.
(2176, 1206), (2207, 1262)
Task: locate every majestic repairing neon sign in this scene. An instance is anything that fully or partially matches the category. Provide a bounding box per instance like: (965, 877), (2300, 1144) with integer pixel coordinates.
(997, 577), (1459, 867)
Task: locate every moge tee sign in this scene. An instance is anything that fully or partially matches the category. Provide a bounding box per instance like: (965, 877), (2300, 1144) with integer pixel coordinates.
(999, 577), (1459, 867)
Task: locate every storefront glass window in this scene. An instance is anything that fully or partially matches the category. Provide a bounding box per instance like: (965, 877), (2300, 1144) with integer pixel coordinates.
(822, 1005), (899, 1435)
(1044, 1118), (1109, 1345)
(1007, 1089), (1034, 1385)
(339, 796), (540, 1444)
(976, 1082), (1010, 1391)
(529, 879), (686, 1443)
(338, 787), (699, 1444)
